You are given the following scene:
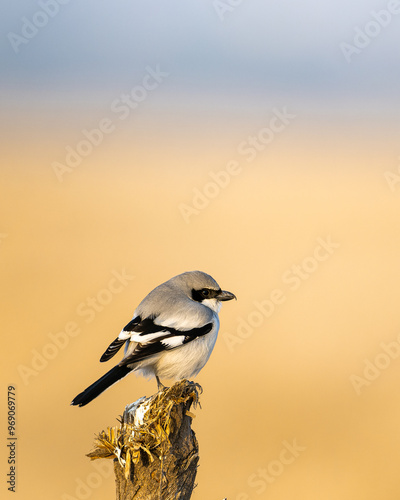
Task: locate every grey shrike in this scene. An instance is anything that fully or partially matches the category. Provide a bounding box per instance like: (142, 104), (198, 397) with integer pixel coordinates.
(71, 271), (236, 407)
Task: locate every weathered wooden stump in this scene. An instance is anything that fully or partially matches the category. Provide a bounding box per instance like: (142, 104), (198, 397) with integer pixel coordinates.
(87, 380), (201, 500)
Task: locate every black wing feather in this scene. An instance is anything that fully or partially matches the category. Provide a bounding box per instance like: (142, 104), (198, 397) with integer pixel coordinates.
(100, 316), (142, 362)
(122, 317), (141, 331)
(120, 322), (213, 367)
(100, 338), (127, 362)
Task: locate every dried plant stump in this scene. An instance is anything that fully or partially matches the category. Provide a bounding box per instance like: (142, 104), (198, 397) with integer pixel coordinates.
(87, 380), (201, 500)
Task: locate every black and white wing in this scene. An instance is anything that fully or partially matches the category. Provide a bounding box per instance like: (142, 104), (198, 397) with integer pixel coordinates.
(100, 315), (213, 365)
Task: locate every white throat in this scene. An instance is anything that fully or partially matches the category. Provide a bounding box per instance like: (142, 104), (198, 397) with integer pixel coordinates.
(201, 298), (222, 313)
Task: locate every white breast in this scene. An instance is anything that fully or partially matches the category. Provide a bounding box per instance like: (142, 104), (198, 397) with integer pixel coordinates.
(133, 318), (219, 382)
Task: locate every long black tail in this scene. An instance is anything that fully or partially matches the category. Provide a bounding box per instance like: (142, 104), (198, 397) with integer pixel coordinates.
(71, 365), (131, 407)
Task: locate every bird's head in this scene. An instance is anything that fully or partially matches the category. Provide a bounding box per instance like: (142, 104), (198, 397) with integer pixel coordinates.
(175, 271), (236, 313)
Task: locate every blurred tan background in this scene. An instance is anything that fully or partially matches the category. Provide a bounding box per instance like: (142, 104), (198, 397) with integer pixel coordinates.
(2, 2), (400, 499)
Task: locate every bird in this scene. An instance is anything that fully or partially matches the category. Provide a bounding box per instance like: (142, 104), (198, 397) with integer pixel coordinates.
(71, 271), (236, 407)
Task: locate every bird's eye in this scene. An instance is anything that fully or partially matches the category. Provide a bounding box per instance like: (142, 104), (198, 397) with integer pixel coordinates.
(201, 289), (210, 298)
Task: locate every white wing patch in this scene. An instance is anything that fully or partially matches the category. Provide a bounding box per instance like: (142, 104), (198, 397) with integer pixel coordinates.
(129, 330), (169, 343)
(118, 330), (131, 340)
(161, 336), (186, 349)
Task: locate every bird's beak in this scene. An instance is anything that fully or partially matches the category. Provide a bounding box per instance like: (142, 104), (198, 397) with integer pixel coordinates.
(216, 290), (237, 301)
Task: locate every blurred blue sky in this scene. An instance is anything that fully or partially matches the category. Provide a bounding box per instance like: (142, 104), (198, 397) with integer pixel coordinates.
(1, 0), (399, 116)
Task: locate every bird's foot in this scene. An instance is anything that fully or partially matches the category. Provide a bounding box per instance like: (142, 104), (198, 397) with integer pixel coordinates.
(156, 376), (168, 392)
